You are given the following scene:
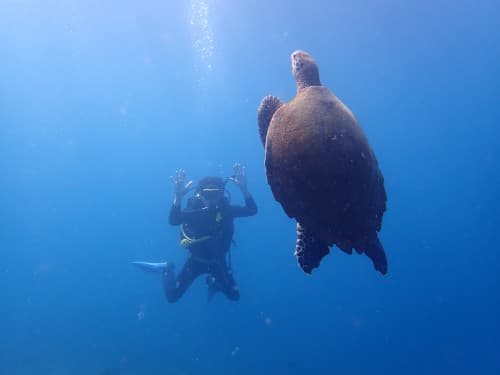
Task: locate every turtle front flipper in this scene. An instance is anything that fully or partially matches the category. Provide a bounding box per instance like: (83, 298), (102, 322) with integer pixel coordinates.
(294, 222), (330, 274)
(257, 95), (284, 146)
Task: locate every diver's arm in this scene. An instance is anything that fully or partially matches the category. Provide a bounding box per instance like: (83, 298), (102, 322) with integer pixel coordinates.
(169, 196), (202, 225)
(228, 194), (258, 217)
(169, 201), (183, 226)
(227, 163), (257, 217)
(243, 194), (258, 216)
(168, 169), (193, 226)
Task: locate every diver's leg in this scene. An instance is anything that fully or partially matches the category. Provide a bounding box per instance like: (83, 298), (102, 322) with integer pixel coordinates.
(295, 222), (330, 274)
(208, 261), (240, 301)
(162, 258), (205, 303)
(362, 233), (388, 275)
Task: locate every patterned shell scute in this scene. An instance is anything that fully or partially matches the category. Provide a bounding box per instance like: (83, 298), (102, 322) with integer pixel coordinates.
(264, 86), (386, 247)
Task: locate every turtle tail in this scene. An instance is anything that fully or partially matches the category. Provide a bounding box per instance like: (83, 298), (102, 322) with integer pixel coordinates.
(257, 95), (284, 146)
(294, 222), (330, 274)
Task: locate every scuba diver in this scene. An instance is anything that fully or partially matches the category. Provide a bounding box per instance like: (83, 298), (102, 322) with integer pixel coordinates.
(132, 163), (257, 302)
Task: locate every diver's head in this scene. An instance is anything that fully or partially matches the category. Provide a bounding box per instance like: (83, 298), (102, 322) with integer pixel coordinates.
(196, 176), (225, 207)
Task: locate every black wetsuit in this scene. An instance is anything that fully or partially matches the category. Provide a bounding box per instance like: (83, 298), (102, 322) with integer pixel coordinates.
(163, 194), (257, 302)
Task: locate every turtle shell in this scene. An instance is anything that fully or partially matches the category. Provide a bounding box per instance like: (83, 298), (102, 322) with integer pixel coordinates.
(264, 86), (386, 251)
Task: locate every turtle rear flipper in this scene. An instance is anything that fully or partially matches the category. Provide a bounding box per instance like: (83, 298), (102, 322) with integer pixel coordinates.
(294, 222), (330, 274)
(358, 233), (388, 275)
(257, 95), (284, 146)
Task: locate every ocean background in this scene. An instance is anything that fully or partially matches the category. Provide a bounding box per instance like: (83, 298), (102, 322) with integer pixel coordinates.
(1, 1), (499, 374)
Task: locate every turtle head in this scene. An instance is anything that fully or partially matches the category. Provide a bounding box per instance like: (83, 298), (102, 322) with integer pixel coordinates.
(291, 50), (321, 93)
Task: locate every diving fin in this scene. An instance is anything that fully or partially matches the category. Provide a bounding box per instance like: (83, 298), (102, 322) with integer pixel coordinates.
(131, 261), (172, 274)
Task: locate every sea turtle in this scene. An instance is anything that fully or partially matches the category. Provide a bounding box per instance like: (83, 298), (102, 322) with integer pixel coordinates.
(257, 50), (388, 275)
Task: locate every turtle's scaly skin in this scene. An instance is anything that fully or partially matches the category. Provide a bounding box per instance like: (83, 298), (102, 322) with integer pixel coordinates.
(259, 51), (387, 274)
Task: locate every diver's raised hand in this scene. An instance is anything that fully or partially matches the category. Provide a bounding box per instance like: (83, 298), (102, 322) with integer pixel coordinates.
(170, 169), (193, 202)
(229, 163), (249, 195)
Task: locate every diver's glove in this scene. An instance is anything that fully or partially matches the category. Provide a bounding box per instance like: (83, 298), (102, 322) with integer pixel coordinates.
(170, 169), (193, 205)
(228, 163), (250, 196)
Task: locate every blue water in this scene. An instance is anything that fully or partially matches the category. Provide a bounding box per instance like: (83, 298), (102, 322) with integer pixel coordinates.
(1, 1), (499, 374)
